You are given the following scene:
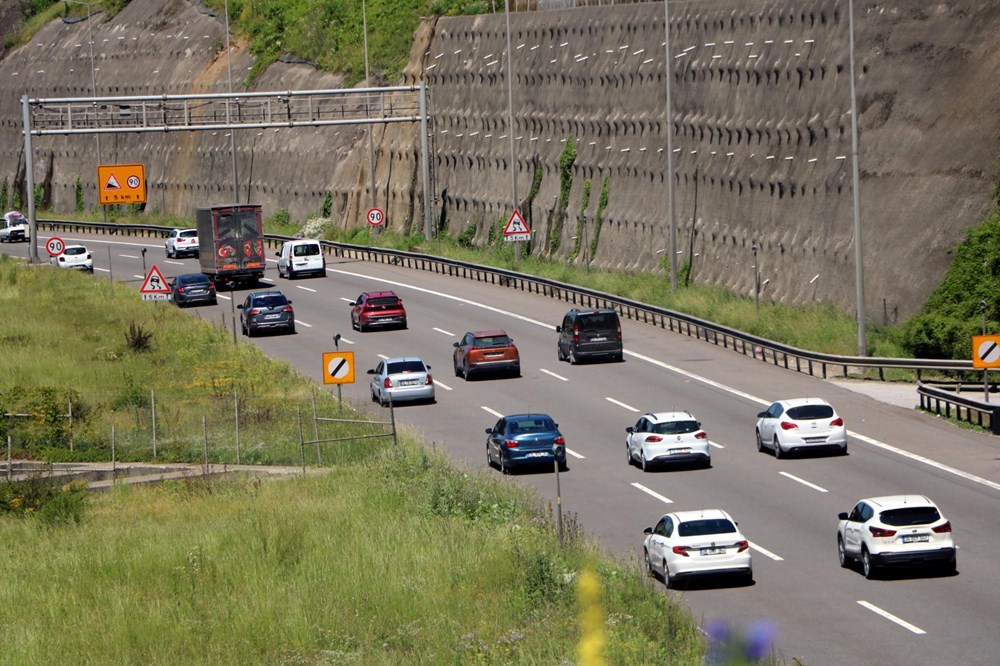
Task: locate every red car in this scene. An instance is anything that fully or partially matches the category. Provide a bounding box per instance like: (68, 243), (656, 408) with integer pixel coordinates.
(453, 330), (521, 379)
(350, 290), (407, 332)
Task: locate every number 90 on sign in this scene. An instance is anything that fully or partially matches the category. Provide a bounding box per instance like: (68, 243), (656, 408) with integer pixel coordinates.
(367, 208), (385, 227)
(46, 237), (66, 257)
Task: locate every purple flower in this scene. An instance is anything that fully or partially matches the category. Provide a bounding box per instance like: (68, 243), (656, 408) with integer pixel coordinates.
(744, 620), (777, 661)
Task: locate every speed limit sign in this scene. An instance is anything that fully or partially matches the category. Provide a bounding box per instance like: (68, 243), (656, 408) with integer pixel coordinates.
(46, 236), (66, 257)
(367, 208), (385, 227)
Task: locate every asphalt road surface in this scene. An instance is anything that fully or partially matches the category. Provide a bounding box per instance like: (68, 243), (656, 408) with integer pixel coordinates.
(8, 232), (1000, 665)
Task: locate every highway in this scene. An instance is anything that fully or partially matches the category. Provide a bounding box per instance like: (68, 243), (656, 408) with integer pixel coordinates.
(8, 232), (1000, 665)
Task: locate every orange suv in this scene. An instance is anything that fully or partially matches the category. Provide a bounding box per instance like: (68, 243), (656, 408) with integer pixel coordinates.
(453, 330), (521, 379)
(350, 290), (407, 332)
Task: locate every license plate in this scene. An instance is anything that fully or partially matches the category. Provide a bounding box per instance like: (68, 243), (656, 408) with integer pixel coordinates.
(526, 452), (548, 458)
(264, 314), (281, 320)
(902, 535), (930, 543)
(669, 447), (692, 454)
(399, 379), (419, 386)
(591, 336), (607, 342)
(700, 547), (725, 556)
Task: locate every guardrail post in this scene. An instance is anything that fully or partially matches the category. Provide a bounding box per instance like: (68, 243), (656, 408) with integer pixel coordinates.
(992, 407), (1000, 435)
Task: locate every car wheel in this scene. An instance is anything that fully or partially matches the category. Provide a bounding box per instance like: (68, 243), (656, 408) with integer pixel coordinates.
(511, 365), (521, 378)
(839, 444), (849, 456)
(744, 570), (754, 585)
(370, 388), (378, 403)
(379, 392), (389, 407)
(615, 353), (624, 362)
(862, 547), (876, 580)
(643, 549), (655, 578)
(702, 457), (712, 469)
(210, 298), (218, 306)
(166, 247), (173, 258)
(755, 430), (764, 453)
(558, 461), (568, 472)
(499, 453), (509, 475)
(942, 557), (957, 576)
(626, 444), (633, 466)
(288, 325), (296, 335)
(557, 344), (566, 362)
(453, 360), (461, 377)
(288, 268), (296, 280)
(640, 450), (650, 472)
(773, 436), (785, 459)
(486, 446), (494, 469)
(838, 536), (851, 568)
(663, 561), (674, 590)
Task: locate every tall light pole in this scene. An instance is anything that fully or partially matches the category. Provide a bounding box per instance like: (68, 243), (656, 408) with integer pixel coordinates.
(224, 0), (239, 203)
(848, 0), (867, 355)
(504, 1), (520, 261)
(363, 0), (377, 216)
(752, 243), (760, 314)
(663, 0), (678, 291)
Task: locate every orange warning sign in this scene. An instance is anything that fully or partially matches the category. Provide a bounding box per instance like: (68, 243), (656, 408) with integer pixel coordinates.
(97, 164), (146, 205)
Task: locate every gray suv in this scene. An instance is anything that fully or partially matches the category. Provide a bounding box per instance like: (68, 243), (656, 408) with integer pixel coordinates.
(238, 290), (295, 337)
(556, 308), (623, 363)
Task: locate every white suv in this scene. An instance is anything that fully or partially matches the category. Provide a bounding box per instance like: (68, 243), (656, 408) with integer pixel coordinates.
(837, 495), (956, 579)
(165, 228), (199, 258)
(626, 411), (711, 470)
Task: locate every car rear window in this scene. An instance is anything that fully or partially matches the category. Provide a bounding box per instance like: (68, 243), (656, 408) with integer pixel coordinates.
(677, 519), (737, 537)
(473, 335), (511, 348)
(253, 295), (288, 308)
(180, 230), (197, 238)
(786, 404), (834, 420)
(577, 313), (618, 331)
(177, 274), (209, 285)
(367, 297), (401, 308)
(293, 244), (320, 257)
(652, 420), (700, 435)
(64, 247), (86, 256)
(387, 360), (426, 374)
(879, 506), (942, 527)
(509, 417), (556, 433)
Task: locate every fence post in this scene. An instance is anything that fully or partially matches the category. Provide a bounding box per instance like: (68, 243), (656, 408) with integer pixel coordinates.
(297, 407), (306, 475)
(390, 402), (398, 447)
(202, 416), (208, 477)
(111, 425), (116, 483)
(151, 388), (157, 459)
(6, 435), (11, 482)
(992, 406), (1000, 435)
(311, 387), (322, 465)
(68, 397), (74, 452)
(234, 391), (241, 465)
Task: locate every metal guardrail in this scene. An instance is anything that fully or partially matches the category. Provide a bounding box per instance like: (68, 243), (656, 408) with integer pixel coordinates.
(34, 219), (979, 386)
(918, 381), (1000, 435)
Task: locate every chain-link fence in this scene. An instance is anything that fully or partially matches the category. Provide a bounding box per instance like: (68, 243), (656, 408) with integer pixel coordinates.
(2, 386), (396, 473)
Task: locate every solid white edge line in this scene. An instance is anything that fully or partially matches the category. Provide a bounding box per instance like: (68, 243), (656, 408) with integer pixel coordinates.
(540, 368), (568, 381)
(433, 327), (454, 336)
(631, 482), (673, 504)
(337, 337), (355, 345)
(606, 396), (640, 412)
(857, 601), (926, 635)
(748, 541), (784, 561)
(94, 267), (109, 273)
(565, 448), (585, 459)
(294, 320), (312, 328)
(481, 406), (504, 418)
(215, 294), (231, 301)
(779, 471), (829, 493)
(164, 260), (185, 266)
(119, 254), (139, 259)
(434, 380), (453, 391)
(295, 285), (316, 293)
(131, 274), (143, 279)
(339, 297), (354, 303)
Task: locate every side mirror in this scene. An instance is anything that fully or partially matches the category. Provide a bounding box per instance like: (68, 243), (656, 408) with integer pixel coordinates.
(287, 299), (292, 304)
(349, 301), (357, 307)
(838, 512), (849, 521)
(366, 369), (376, 375)
(425, 364), (431, 370)
(485, 428), (493, 434)
(453, 342), (460, 348)
(756, 411), (768, 418)
(275, 251), (281, 257)
(236, 304), (244, 310)
(625, 426), (634, 433)
(643, 527), (653, 535)
(555, 325), (562, 333)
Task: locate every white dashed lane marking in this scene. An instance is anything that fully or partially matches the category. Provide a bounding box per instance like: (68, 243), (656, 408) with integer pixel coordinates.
(540, 368), (568, 381)
(857, 601), (925, 635)
(631, 483), (673, 505)
(779, 471), (828, 493)
(606, 397), (640, 412)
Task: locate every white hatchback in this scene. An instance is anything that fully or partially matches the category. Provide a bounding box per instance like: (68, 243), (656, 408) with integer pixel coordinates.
(50, 244), (93, 272)
(755, 397), (847, 458)
(165, 228), (199, 258)
(643, 509), (752, 589)
(625, 411), (711, 470)
(837, 495), (956, 579)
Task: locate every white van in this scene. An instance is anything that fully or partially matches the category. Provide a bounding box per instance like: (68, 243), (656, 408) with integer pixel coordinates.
(276, 240), (326, 279)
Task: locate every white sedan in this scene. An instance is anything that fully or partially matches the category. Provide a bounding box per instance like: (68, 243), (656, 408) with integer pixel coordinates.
(50, 244), (93, 272)
(755, 397), (847, 458)
(643, 509), (753, 588)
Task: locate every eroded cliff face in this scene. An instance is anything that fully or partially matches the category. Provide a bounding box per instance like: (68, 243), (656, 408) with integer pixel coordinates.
(1, 0), (998, 318)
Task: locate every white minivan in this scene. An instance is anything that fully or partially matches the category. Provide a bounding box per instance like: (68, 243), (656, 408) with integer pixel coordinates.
(276, 240), (326, 279)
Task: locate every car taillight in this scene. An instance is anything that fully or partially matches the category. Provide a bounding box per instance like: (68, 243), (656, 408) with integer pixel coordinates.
(58, 256), (66, 262)
(554, 436), (565, 445)
(616, 322), (622, 341)
(694, 431), (708, 439)
(281, 306), (293, 313)
(505, 439), (518, 448)
(646, 435), (663, 442)
(869, 526), (897, 538)
(425, 374), (433, 385)
(736, 540), (749, 553)
(672, 545), (690, 557)
(86, 253), (92, 260)
(932, 521), (952, 534)
(830, 417), (844, 427)
(248, 308), (263, 316)
(177, 286), (186, 293)
(572, 324), (579, 342)
(383, 377), (392, 389)
(779, 421), (799, 430)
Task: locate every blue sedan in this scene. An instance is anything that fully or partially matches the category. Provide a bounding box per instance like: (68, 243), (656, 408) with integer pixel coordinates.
(486, 413), (567, 474)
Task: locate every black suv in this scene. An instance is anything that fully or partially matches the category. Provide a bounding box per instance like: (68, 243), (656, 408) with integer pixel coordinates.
(556, 308), (623, 363)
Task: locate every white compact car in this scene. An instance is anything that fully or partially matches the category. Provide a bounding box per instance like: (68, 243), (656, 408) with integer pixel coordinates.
(367, 357), (435, 406)
(165, 228), (199, 258)
(837, 495), (956, 579)
(50, 244), (94, 272)
(755, 397), (847, 458)
(643, 509), (752, 588)
(626, 411), (711, 470)
(276, 239), (325, 279)
(0, 210), (28, 242)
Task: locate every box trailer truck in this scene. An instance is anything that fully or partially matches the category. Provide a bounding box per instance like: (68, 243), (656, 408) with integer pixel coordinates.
(197, 204), (266, 287)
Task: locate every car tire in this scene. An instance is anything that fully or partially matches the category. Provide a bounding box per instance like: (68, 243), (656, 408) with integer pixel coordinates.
(702, 458), (712, 469)
(744, 570), (754, 586)
(166, 247), (173, 258)
(755, 430), (764, 453)
(838, 536), (851, 568)
(626, 445), (633, 466)
(640, 450), (650, 473)
(486, 446), (493, 469)
(773, 437), (785, 459)
(663, 561), (675, 590)
(862, 547), (877, 580)
(511, 366), (521, 378)
(453, 360), (461, 377)
(568, 348), (578, 365)
(370, 389), (378, 403)
(288, 325), (296, 335)
(557, 344), (566, 362)
(379, 392), (389, 408)
(499, 453), (509, 475)
(288, 268), (296, 280)
(558, 461), (568, 472)
(839, 444), (849, 456)
(615, 353), (624, 362)
(210, 298), (218, 306)
(643, 549), (655, 578)
(942, 558), (957, 576)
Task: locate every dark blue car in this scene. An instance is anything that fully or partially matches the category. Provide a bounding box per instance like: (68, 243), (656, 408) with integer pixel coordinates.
(486, 413), (567, 473)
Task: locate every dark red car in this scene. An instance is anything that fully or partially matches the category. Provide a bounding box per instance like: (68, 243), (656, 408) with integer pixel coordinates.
(350, 290), (407, 332)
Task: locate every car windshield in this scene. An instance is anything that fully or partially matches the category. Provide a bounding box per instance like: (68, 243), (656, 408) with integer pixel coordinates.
(367, 297), (400, 308)
(651, 420), (700, 435)
(179, 230), (197, 238)
(473, 335), (511, 348)
(253, 295), (288, 308)
(293, 244), (319, 256)
(578, 313), (617, 331)
(786, 404), (834, 420)
(677, 518), (737, 537)
(879, 506), (942, 526)
(64, 247), (86, 256)
(387, 360), (426, 374)
(509, 417), (556, 433)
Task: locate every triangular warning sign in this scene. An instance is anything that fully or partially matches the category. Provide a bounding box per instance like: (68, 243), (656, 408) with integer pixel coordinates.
(503, 210), (530, 236)
(139, 264), (171, 294)
(105, 174), (121, 190)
